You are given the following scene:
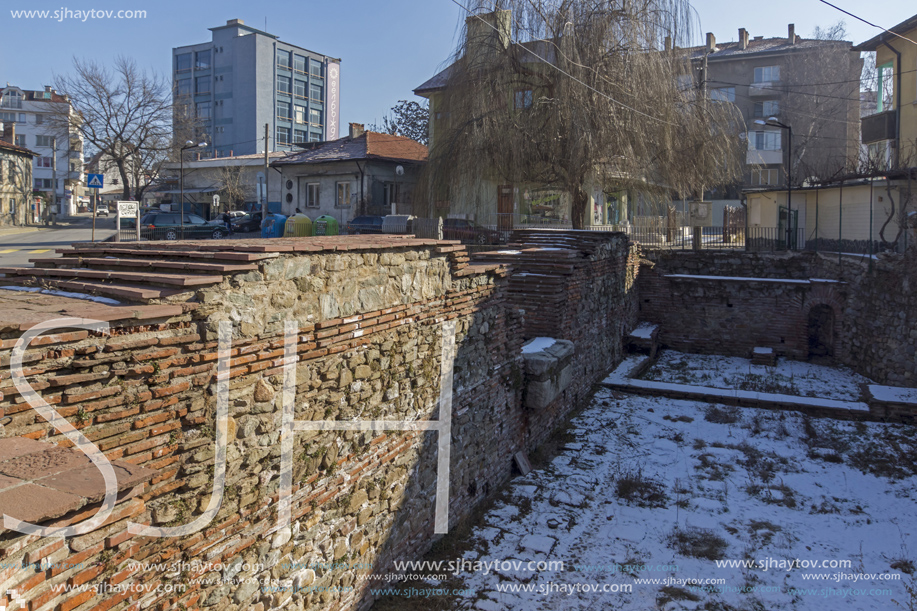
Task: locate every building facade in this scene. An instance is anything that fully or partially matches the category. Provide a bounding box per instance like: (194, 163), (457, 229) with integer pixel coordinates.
(855, 13), (917, 168)
(0, 124), (35, 227)
(684, 26), (862, 200)
(0, 85), (85, 218)
(172, 19), (341, 159)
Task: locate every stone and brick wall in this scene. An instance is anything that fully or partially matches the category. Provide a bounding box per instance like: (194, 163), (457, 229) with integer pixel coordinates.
(0, 232), (640, 611)
(639, 250), (917, 386)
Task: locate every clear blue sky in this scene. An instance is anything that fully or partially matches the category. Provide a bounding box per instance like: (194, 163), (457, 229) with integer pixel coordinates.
(1, 0), (914, 130)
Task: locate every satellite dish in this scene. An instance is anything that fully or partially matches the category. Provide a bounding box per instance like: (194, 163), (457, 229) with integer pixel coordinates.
(395, 165), (404, 176)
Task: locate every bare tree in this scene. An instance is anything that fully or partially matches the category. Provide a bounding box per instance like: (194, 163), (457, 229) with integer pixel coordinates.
(217, 166), (254, 211)
(49, 56), (199, 201)
(421, 1), (745, 228)
(371, 100), (430, 145)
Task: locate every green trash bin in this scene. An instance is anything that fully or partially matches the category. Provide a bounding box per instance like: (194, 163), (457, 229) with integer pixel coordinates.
(284, 214), (313, 237)
(312, 215), (339, 236)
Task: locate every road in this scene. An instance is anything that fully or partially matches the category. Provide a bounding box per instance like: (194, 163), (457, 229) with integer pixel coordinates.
(0, 215), (117, 268)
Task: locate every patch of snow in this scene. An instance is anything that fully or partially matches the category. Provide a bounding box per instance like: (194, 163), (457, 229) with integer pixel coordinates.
(0, 286), (121, 305)
(497, 250), (522, 255)
(666, 274), (811, 284)
(520, 534), (556, 554)
(753, 347), (773, 355)
(521, 337), (556, 354)
(869, 385), (917, 404)
(629, 322), (658, 339)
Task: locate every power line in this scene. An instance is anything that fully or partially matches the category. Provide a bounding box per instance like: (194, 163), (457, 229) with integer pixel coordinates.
(817, 0), (917, 47)
(448, 0), (679, 126)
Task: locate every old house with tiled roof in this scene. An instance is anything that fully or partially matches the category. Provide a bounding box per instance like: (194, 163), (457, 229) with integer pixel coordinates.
(0, 122), (36, 226)
(273, 123), (427, 220)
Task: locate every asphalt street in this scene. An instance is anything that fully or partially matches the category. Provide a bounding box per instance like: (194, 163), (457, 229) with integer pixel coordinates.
(0, 215), (118, 268)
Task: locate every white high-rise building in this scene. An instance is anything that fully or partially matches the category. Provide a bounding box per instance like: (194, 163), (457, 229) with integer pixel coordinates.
(0, 85), (84, 218)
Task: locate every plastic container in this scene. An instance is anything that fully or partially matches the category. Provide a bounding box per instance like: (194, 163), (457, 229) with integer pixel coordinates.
(261, 213), (288, 239)
(284, 214), (313, 237)
(311, 215), (339, 236)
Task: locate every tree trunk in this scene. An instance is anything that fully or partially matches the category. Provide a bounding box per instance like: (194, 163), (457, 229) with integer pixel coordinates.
(117, 160), (131, 201)
(571, 185), (588, 229)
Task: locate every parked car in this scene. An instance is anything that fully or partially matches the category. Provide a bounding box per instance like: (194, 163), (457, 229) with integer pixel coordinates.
(139, 212), (227, 240)
(345, 215), (385, 234)
(232, 211), (263, 233)
(227, 210), (245, 219)
(94, 205), (109, 217)
(442, 218), (503, 245)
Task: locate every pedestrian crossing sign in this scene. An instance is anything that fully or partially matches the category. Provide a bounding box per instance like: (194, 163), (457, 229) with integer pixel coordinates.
(87, 174), (104, 188)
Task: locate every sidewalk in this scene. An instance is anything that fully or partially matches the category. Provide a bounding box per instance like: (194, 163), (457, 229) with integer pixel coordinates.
(0, 218), (86, 237)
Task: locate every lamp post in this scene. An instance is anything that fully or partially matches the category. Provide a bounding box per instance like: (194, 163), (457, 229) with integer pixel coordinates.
(179, 140), (207, 240)
(754, 117), (792, 248)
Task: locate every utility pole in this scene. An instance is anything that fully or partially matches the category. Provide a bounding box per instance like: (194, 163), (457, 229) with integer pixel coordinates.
(51, 137), (58, 227)
(262, 123), (269, 229)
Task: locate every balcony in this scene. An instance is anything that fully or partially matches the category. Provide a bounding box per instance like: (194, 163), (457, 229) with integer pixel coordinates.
(747, 149), (784, 165)
(748, 81), (781, 97)
(861, 110), (896, 144)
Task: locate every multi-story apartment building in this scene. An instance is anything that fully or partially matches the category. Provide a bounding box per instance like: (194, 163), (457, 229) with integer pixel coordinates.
(0, 85), (85, 218)
(854, 13), (917, 169)
(172, 19), (341, 158)
(684, 25), (862, 199)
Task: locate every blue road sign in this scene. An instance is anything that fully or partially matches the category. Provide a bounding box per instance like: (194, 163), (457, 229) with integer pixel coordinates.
(87, 174), (104, 189)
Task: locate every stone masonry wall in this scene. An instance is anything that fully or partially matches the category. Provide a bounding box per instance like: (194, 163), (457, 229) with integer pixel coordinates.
(0, 234), (640, 611)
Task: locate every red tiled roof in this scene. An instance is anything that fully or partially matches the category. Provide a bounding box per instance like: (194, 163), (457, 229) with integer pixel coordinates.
(0, 140), (37, 157)
(274, 131), (427, 166)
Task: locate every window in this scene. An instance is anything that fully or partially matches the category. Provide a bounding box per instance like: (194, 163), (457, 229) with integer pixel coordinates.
(0, 112), (16, 123)
(293, 55), (307, 73)
(294, 129), (308, 143)
(0, 90), (22, 109)
(14, 135), (25, 147)
(175, 53), (191, 72)
(309, 132), (321, 142)
(310, 108), (322, 125)
(36, 156), (52, 168)
(277, 50), (291, 69)
(305, 182), (319, 207)
(195, 49), (211, 70)
(195, 76), (210, 95)
(310, 59), (323, 78)
(293, 79), (307, 98)
(196, 101), (211, 119)
(868, 140), (893, 170)
(34, 178), (53, 189)
(35, 114), (43, 125)
(277, 101), (291, 120)
(277, 126), (290, 144)
(751, 168), (779, 186)
(711, 87), (735, 102)
(753, 66), (780, 83)
(878, 62), (894, 112)
(336, 182), (350, 207)
(35, 135), (53, 147)
(754, 100), (779, 118)
(514, 90), (533, 109)
(176, 78), (191, 96)
(294, 105), (307, 124)
(310, 83), (323, 101)
(753, 131), (782, 150)
(277, 75), (292, 95)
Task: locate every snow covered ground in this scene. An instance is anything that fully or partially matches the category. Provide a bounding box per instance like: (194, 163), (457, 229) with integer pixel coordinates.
(642, 351), (873, 402)
(391, 361), (917, 611)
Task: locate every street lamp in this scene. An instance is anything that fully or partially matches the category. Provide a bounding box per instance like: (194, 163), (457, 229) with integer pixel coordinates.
(754, 117), (793, 248)
(179, 140), (207, 240)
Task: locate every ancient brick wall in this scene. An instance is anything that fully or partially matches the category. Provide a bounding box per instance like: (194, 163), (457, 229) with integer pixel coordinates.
(639, 250), (917, 386)
(0, 233), (640, 611)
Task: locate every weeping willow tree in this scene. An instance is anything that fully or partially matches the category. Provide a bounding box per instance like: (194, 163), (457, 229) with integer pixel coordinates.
(421, 0), (746, 228)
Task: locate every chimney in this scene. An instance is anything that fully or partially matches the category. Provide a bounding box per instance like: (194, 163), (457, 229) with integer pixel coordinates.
(227, 18), (244, 25)
(349, 123), (365, 138)
(664, 35), (672, 52)
(465, 9), (512, 68)
(788, 23), (796, 44)
(739, 28), (749, 50)
(706, 32), (716, 53)
(0, 122), (14, 144)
